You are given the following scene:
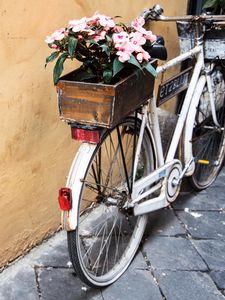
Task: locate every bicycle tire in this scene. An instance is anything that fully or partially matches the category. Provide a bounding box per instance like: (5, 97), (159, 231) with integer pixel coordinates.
(189, 64), (225, 190)
(67, 117), (156, 287)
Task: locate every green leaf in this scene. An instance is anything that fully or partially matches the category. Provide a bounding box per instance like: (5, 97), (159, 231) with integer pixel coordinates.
(100, 44), (110, 56)
(113, 58), (125, 77)
(103, 69), (113, 84)
(81, 74), (96, 82)
(128, 55), (142, 70)
(220, 0), (225, 8)
(53, 53), (68, 85)
(106, 35), (112, 43)
(144, 62), (157, 78)
(203, 0), (219, 9)
(68, 36), (78, 57)
(45, 51), (59, 66)
(54, 40), (61, 47)
(48, 43), (53, 48)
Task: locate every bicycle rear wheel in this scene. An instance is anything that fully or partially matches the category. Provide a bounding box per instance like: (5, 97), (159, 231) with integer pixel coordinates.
(190, 65), (225, 190)
(67, 117), (156, 287)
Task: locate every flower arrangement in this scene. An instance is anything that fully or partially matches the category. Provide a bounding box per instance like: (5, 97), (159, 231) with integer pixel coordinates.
(45, 13), (157, 85)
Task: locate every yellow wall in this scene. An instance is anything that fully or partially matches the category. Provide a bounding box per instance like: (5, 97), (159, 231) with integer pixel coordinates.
(0, 0), (187, 267)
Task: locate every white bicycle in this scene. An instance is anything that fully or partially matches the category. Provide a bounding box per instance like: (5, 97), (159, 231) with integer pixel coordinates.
(58, 5), (225, 287)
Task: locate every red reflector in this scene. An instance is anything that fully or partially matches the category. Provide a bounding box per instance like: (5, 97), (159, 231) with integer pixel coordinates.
(71, 128), (100, 144)
(58, 188), (72, 211)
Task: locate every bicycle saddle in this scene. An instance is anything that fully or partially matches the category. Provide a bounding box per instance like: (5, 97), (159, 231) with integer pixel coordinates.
(147, 36), (168, 60)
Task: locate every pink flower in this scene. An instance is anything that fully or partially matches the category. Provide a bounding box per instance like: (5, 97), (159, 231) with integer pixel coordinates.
(51, 44), (59, 49)
(117, 51), (131, 62)
(45, 28), (65, 44)
(69, 17), (87, 32)
(136, 49), (150, 63)
(145, 30), (157, 43)
(45, 35), (54, 44)
(131, 32), (146, 45)
(131, 16), (145, 30)
(93, 30), (107, 41)
(89, 13), (115, 29)
(83, 28), (96, 35)
(130, 32), (146, 52)
(131, 16), (153, 37)
(113, 25), (124, 33)
(52, 29), (66, 41)
(113, 32), (129, 48)
(116, 42), (134, 62)
(135, 26), (148, 35)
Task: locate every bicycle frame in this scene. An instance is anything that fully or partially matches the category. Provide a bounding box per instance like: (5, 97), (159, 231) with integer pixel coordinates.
(124, 10), (225, 216)
(130, 46), (212, 215)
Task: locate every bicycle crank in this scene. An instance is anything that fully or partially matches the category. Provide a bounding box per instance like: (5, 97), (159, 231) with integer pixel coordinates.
(166, 161), (182, 203)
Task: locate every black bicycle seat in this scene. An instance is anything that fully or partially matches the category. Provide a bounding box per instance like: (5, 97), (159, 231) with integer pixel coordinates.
(146, 36), (167, 60)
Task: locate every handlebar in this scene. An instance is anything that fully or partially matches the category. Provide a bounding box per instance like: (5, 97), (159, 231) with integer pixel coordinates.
(142, 4), (225, 23)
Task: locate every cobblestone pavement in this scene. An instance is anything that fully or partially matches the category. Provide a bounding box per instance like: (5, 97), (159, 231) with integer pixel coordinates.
(0, 168), (225, 300)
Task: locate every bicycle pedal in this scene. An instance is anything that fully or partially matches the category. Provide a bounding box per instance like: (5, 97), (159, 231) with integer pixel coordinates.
(196, 159), (219, 166)
(197, 159), (210, 165)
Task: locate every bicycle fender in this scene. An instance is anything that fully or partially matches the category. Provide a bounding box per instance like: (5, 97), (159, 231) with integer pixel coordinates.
(62, 143), (96, 231)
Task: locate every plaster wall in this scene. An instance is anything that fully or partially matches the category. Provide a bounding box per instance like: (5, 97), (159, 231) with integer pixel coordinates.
(0, 0), (187, 267)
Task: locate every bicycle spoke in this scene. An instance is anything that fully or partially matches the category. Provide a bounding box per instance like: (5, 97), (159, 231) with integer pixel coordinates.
(81, 210), (110, 261)
(91, 164), (101, 194)
(101, 220), (114, 275)
(114, 215), (123, 265)
(92, 213), (119, 273)
(117, 127), (131, 194)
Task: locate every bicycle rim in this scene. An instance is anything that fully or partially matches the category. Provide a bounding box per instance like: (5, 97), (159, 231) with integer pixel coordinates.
(190, 66), (225, 190)
(68, 118), (156, 287)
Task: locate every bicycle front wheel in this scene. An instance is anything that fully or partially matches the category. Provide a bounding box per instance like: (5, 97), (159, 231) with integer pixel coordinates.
(190, 65), (225, 190)
(68, 117), (156, 287)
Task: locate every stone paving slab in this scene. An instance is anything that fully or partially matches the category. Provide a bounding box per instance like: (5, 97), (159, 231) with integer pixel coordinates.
(210, 271), (225, 290)
(173, 188), (225, 211)
(38, 268), (103, 300)
(102, 253), (162, 300)
(144, 208), (186, 237)
(176, 211), (225, 239)
(22, 231), (70, 268)
(154, 270), (224, 300)
(210, 171), (225, 188)
(192, 239), (225, 271)
(143, 236), (207, 271)
(174, 169), (225, 211)
(0, 264), (39, 300)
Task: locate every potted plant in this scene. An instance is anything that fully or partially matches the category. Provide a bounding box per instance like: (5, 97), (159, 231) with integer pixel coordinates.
(45, 13), (157, 84)
(45, 13), (158, 127)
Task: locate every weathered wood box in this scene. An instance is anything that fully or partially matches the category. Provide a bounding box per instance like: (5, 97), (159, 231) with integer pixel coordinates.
(56, 66), (155, 128)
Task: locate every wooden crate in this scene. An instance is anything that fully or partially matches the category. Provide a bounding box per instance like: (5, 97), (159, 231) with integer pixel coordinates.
(56, 66), (155, 128)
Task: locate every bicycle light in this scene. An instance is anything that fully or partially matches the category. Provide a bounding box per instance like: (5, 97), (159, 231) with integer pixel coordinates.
(71, 127), (100, 144)
(58, 188), (72, 211)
